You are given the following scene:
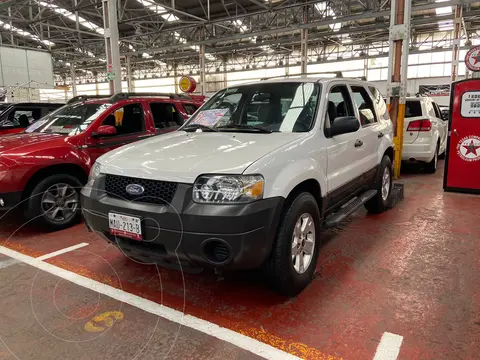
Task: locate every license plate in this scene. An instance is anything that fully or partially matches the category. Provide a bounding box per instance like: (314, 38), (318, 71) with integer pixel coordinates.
(108, 213), (142, 241)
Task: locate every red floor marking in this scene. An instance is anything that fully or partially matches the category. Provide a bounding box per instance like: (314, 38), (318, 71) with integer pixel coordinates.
(2, 163), (480, 360)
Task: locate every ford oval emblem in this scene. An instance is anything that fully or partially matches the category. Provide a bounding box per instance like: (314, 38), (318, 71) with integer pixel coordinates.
(126, 184), (145, 196)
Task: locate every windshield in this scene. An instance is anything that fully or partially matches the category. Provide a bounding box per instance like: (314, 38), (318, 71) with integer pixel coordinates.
(181, 82), (320, 133)
(25, 102), (111, 135)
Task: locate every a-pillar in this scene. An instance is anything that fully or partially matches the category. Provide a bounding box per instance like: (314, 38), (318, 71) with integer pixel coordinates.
(451, 5), (463, 82)
(199, 44), (206, 96)
(102, 0), (122, 94)
(386, 0), (411, 179)
(70, 62), (77, 97)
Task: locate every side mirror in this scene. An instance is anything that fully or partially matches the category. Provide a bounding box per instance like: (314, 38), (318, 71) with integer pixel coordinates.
(330, 116), (360, 137)
(92, 125), (116, 138)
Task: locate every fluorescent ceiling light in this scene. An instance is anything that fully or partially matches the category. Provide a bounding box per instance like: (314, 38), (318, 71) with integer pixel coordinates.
(435, 0), (452, 15)
(0, 19), (54, 46)
(136, 0), (179, 22)
(36, 1), (104, 35)
(438, 20), (454, 30)
(342, 38), (353, 44)
(234, 20), (248, 33)
(435, 6), (452, 15)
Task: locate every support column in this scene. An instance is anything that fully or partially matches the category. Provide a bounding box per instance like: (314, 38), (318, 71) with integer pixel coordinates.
(300, 7), (308, 77)
(451, 5), (463, 82)
(173, 64), (179, 94)
(102, 0), (122, 94)
(199, 44), (206, 96)
(70, 63), (77, 97)
(386, 0), (411, 179)
(126, 55), (134, 92)
(223, 60), (228, 88)
(8, 7), (13, 44)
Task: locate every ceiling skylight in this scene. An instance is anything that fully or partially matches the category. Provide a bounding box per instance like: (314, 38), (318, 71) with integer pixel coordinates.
(315, 2), (341, 32)
(0, 19), (54, 46)
(136, 0), (179, 22)
(36, 1), (104, 35)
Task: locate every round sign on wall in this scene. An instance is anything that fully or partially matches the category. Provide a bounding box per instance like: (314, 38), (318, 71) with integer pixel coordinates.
(179, 76), (197, 93)
(457, 135), (480, 162)
(465, 45), (480, 72)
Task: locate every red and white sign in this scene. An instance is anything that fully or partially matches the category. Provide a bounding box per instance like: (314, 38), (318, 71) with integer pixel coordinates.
(444, 79), (480, 194)
(465, 46), (480, 72)
(457, 135), (480, 162)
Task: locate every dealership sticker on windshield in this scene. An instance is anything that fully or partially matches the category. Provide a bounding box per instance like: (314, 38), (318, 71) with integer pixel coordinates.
(191, 109), (228, 126)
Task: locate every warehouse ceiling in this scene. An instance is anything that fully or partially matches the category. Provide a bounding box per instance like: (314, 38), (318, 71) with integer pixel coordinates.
(1, 0), (480, 77)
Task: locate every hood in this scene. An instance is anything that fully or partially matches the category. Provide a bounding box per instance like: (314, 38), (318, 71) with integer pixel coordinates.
(99, 130), (304, 183)
(0, 132), (67, 156)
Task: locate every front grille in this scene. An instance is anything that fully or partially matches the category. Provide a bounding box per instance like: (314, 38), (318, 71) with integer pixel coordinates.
(104, 174), (177, 205)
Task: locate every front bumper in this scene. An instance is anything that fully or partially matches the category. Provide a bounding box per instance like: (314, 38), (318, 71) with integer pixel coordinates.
(0, 191), (22, 211)
(80, 178), (284, 271)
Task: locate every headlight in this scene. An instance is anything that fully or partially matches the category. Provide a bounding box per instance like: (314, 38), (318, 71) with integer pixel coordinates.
(193, 175), (264, 204)
(87, 162), (102, 186)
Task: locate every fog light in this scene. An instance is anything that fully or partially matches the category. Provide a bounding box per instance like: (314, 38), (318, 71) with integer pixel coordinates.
(0, 198), (4, 207)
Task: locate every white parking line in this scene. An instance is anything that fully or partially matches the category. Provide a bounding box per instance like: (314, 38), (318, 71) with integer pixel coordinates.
(36, 242), (89, 261)
(0, 243), (89, 270)
(373, 332), (404, 360)
(0, 245), (300, 360)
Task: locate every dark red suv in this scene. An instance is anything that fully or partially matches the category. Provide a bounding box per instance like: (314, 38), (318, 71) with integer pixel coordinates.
(0, 93), (204, 230)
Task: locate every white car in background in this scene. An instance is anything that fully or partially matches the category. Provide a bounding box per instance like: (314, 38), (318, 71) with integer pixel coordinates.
(402, 96), (448, 173)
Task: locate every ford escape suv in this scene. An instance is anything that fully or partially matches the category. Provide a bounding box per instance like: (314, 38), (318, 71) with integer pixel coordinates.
(81, 79), (394, 296)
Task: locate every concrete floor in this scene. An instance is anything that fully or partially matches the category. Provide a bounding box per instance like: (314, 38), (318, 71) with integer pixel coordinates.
(0, 160), (479, 360)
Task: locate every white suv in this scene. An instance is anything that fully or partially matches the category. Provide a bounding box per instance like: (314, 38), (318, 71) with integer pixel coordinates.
(81, 78), (394, 296)
(402, 96), (448, 173)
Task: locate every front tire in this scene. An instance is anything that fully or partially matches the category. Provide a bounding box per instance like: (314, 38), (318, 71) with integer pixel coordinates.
(25, 174), (83, 231)
(264, 192), (320, 297)
(365, 155), (392, 214)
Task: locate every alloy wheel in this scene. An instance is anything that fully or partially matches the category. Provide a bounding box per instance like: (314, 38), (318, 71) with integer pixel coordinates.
(291, 213), (316, 274)
(41, 183), (79, 222)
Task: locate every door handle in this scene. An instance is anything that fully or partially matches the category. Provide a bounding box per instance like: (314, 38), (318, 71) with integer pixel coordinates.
(378, 132), (384, 138)
(354, 139), (363, 148)
(453, 129), (459, 136)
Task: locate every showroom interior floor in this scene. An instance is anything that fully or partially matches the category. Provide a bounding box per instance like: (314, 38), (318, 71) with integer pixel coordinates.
(0, 160), (479, 360)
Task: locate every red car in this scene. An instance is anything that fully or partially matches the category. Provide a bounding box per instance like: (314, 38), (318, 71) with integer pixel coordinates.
(0, 102), (64, 136)
(0, 93), (204, 230)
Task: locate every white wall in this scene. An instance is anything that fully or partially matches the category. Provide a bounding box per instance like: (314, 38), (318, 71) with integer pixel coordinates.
(370, 76), (462, 106)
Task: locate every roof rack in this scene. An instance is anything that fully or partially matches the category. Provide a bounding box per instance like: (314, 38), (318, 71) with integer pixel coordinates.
(67, 95), (110, 104)
(260, 72), (344, 81)
(108, 92), (193, 103)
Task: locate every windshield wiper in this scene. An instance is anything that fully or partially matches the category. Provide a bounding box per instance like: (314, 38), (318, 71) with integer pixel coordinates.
(182, 123), (218, 132)
(217, 124), (273, 133)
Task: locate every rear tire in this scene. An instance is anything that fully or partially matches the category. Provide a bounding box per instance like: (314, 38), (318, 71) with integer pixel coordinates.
(264, 192), (320, 297)
(365, 155), (392, 214)
(25, 174), (83, 231)
(425, 143), (439, 174)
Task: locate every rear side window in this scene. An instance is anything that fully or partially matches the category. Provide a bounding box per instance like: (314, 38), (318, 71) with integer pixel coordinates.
(182, 103), (198, 115)
(350, 85), (377, 126)
(369, 86), (389, 121)
(405, 101), (422, 118)
(150, 102), (184, 129)
(432, 102), (442, 118)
